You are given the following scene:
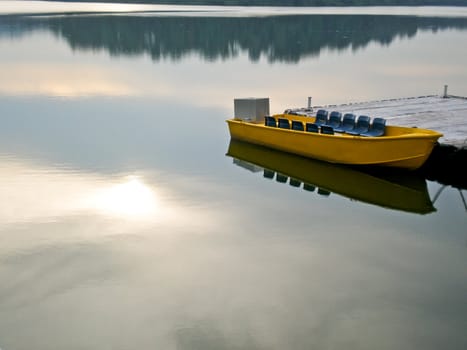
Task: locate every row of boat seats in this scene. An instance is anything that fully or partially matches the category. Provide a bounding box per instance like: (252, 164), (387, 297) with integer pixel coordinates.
(265, 114), (386, 136)
(314, 109), (387, 137)
(265, 116), (335, 135)
(263, 169), (331, 196)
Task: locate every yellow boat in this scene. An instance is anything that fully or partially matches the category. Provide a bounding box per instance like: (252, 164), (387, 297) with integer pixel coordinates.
(227, 139), (436, 214)
(226, 112), (443, 170)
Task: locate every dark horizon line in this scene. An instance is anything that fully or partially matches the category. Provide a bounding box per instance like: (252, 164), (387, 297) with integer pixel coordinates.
(44, 0), (467, 7)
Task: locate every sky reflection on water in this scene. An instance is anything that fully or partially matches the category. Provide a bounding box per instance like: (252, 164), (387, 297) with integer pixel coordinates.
(0, 6), (466, 350)
(1, 150), (465, 349)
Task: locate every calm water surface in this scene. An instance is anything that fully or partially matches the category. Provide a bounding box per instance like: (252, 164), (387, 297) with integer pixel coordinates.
(0, 3), (466, 350)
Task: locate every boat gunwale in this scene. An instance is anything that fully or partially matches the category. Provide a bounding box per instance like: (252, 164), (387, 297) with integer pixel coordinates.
(227, 118), (444, 141)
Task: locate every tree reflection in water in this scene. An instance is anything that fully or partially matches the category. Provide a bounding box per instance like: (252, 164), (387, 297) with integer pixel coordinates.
(2, 13), (467, 62)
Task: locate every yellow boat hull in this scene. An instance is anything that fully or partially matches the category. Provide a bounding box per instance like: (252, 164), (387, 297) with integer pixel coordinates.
(227, 114), (443, 170)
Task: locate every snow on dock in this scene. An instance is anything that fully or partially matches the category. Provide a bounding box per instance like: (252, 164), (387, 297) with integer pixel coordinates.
(314, 95), (467, 147)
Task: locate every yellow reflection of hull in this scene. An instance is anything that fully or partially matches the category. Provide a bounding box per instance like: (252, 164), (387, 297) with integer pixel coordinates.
(226, 114), (442, 170)
(227, 139), (435, 214)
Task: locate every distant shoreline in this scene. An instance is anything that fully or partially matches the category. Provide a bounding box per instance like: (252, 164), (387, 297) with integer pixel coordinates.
(45, 0), (467, 7)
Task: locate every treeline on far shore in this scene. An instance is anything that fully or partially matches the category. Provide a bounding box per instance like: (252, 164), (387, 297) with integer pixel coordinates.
(51, 0), (467, 7)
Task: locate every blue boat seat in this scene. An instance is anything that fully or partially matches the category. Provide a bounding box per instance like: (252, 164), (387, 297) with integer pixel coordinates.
(334, 113), (356, 133)
(306, 123), (319, 133)
(360, 117), (386, 137)
(278, 118), (290, 129)
(318, 188), (331, 196)
(320, 125), (334, 135)
(264, 116), (276, 127)
(315, 109), (328, 125)
(291, 120), (304, 131)
(263, 169), (275, 179)
(276, 173), (288, 183)
(346, 115), (371, 135)
(289, 178), (301, 187)
(326, 111), (342, 128)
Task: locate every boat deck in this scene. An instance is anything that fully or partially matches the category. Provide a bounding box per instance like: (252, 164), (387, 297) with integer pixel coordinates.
(290, 95), (467, 147)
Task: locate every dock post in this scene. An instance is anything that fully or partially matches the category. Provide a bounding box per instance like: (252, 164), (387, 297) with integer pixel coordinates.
(443, 85), (448, 98)
(307, 96), (312, 108)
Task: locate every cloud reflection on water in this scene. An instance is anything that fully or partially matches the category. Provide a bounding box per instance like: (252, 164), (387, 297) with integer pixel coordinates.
(0, 155), (217, 226)
(0, 62), (137, 97)
(0, 154), (466, 350)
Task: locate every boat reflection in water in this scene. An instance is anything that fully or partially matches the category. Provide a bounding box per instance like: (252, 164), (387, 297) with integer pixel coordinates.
(227, 140), (436, 215)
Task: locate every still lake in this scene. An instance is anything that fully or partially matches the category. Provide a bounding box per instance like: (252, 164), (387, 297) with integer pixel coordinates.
(0, 3), (466, 349)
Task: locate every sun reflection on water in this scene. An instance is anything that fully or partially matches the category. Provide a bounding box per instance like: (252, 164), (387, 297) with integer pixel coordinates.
(91, 176), (159, 219)
(0, 156), (168, 224)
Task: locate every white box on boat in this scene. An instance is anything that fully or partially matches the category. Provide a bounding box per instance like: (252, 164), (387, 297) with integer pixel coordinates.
(234, 98), (270, 122)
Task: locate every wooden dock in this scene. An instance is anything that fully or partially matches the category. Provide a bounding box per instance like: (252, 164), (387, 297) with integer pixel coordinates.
(316, 95), (467, 147)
